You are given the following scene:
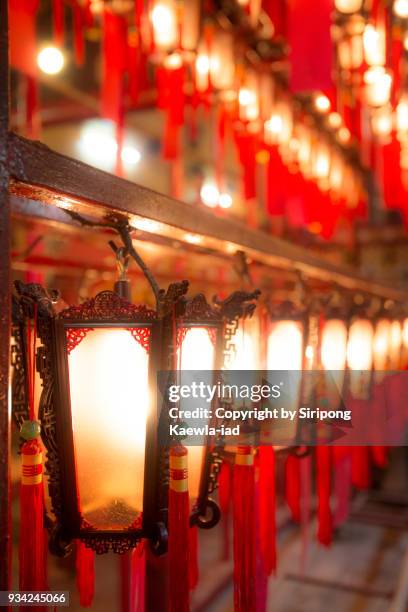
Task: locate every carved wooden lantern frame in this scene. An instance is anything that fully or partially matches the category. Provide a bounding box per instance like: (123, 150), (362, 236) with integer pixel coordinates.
(12, 279), (260, 555)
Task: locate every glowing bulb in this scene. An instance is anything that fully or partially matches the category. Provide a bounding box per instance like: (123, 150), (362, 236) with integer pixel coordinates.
(394, 0), (408, 18)
(219, 193), (232, 209)
(314, 94), (331, 113)
(196, 54), (210, 75)
(397, 97), (408, 132)
(151, 2), (178, 50)
(335, 0), (363, 13)
(121, 146), (141, 165)
(37, 46), (64, 75)
(328, 112), (342, 129)
(363, 24), (385, 66)
(265, 114), (283, 134)
(200, 181), (219, 208)
(338, 126), (351, 143)
(364, 67), (392, 107)
(164, 52), (183, 69)
(132, 218), (159, 233)
(239, 88), (256, 107)
(184, 233), (202, 244)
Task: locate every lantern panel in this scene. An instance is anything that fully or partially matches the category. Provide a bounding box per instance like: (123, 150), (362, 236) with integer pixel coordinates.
(321, 318), (348, 409)
(389, 320), (402, 369)
(267, 320), (303, 443)
(373, 318), (391, 371)
(67, 327), (150, 531)
(178, 326), (217, 508)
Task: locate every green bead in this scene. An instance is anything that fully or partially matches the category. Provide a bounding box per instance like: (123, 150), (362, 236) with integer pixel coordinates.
(20, 420), (41, 441)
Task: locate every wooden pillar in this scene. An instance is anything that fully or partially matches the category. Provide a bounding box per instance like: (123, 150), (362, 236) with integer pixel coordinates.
(0, 0), (11, 591)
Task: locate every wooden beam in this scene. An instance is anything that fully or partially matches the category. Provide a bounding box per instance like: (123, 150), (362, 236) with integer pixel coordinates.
(8, 133), (408, 301)
(0, 0), (11, 591)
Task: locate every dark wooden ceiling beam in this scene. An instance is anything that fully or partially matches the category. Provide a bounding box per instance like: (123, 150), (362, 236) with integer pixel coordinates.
(8, 132), (408, 302)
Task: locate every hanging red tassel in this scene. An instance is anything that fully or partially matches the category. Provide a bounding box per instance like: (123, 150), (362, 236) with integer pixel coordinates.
(52, 0), (64, 46)
(188, 526), (199, 591)
(19, 435), (46, 596)
(73, 2), (85, 66)
(233, 446), (256, 612)
(285, 454), (301, 523)
(316, 446), (333, 547)
(130, 542), (145, 612)
(371, 446), (388, 469)
(19, 305), (47, 600)
(351, 446), (371, 490)
(259, 446), (276, 576)
(76, 541), (95, 608)
(218, 460), (232, 560)
(169, 445), (190, 612)
(333, 447), (352, 528)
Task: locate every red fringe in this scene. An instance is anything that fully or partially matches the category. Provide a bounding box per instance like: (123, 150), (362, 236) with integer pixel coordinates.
(233, 448), (256, 612)
(169, 447), (190, 612)
(76, 540), (95, 608)
(73, 3), (85, 66)
(352, 446), (371, 490)
(19, 440), (46, 594)
(316, 446), (333, 547)
(371, 446), (388, 469)
(52, 0), (64, 46)
(259, 446), (276, 576)
(130, 543), (145, 611)
(189, 526), (199, 591)
(285, 454), (301, 523)
(218, 460), (232, 560)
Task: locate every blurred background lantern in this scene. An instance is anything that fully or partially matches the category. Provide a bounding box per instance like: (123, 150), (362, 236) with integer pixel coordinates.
(346, 305), (375, 399)
(320, 296), (349, 411)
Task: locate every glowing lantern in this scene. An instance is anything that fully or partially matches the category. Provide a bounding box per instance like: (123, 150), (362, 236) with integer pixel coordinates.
(394, 0), (408, 18)
(401, 317), (408, 367)
(396, 96), (408, 136)
(266, 298), (320, 446)
(180, 0), (200, 52)
(321, 315), (348, 410)
(338, 34), (364, 70)
(363, 24), (386, 67)
(371, 106), (393, 141)
(346, 316), (374, 399)
(176, 291), (260, 525)
(335, 0), (363, 13)
(209, 30), (235, 93)
(195, 42), (210, 92)
(239, 72), (260, 122)
(151, 0), (178, 52)
(313, 143), (331, 190)
(389, 320), (402, 370)
(372, 317), (392, 385)
(364, 67), (392, 107)
(13, 272), (260, 554)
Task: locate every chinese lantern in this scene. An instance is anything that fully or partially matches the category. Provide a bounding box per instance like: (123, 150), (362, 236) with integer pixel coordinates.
(335, 0), (363, 13)
(389, 320), (402, 370)
(151, 0), (178, 52)
(363, 24), (386, 67)
(364, 67), (392, 107)
(239, 71), (260, 122)
(321, 317), (348, 410)
(209, 29), (235, 94)
(346, 317), (374, 399)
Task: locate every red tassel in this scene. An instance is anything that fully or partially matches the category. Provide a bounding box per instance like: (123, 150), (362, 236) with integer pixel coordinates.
(73, 3), (85, 66)
(233, 446), (256, 612)
(76, 541), (95, 608)
(19, 439), (46, 594)
(188, 526), (199, 591)
(352, 446), (371, 489)
(371, 446), (388, 469)
(52, 0), (64, 46)
(218, 460), (232, 560)
(285, 454), (301, 523)
(259, 446), (276, 576)
(120, 552), (131, 612)
(316, 446), (333, 547)
(130, 543), (145, 611)
(169, 446), (190, 612)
